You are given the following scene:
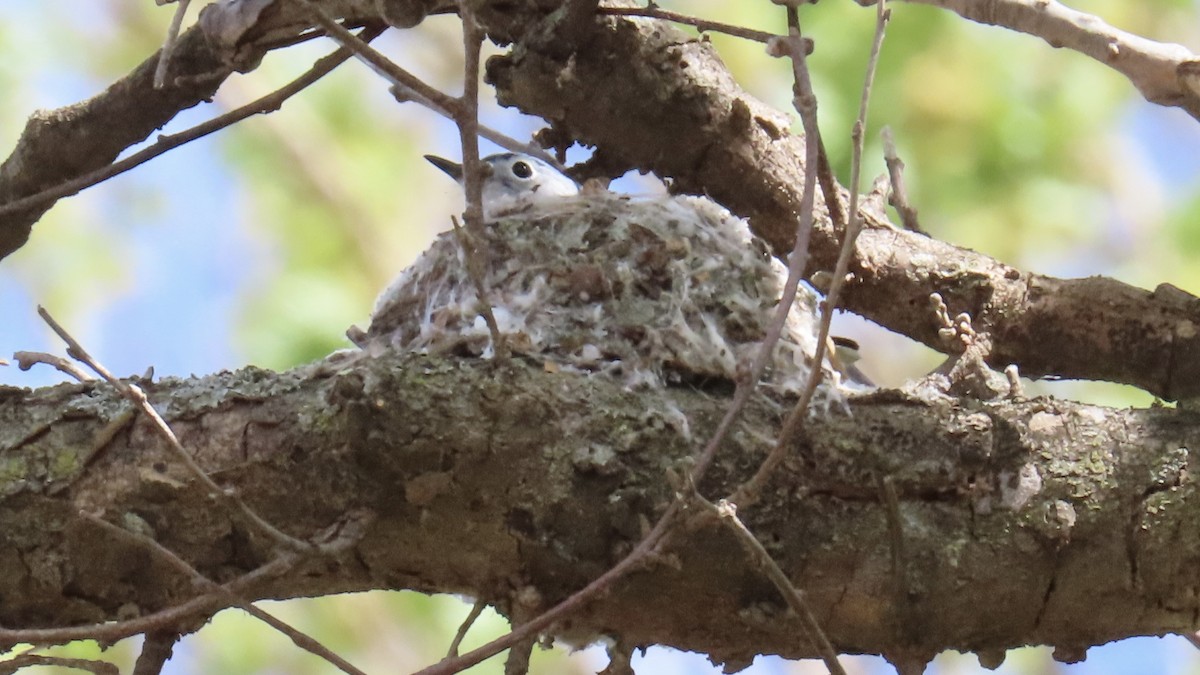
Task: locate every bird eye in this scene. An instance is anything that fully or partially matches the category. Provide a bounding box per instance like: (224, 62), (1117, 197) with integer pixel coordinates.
(511, 161), (533, 179)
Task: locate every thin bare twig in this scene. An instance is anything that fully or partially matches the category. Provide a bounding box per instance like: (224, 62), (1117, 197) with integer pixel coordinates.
(0, 551), (296, 647)
(298, 0), (458, 113)
(723, 11), (827, 504)
(37, 306), (312, 553)
(685, 10), (854, 675)
(683, 10), (829, 482)
(598, 5), (779, 44)
(132, 631), (180, 675)
(446, 599), (488, 658)
(449, 216), (508, 361)
(0, 654), (118, 675)
(0, 26), (386, 221)
(706, 497), (848, 675)
(154, 0), (192, 89)
(415, 3), (843, 669)
(457, 2), (486, 235)
(881, 126), (922, 232)
(453, 2), (508, 361)
(80, 512), (369, 675)
(298, 0), (567, 173)
(734, 0), (891, 505)
(503, 635), (535, 675)
(802, 0), (891, 387)
(815, 131), (847, 232)
(411, 502), (681, 675)
(12, 350), (95, 382)
(712, 7), (892, 674)
(0, 509), (369, 649)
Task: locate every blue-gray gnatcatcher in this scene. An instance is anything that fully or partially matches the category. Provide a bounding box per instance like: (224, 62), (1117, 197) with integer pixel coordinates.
(354, 150), (870, 401)
(424, 152), (579, 220)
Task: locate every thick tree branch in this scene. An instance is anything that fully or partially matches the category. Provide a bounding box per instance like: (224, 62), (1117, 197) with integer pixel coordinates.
(3, 0), (1198, 400)
(0, 24), (227, 260)
(0, 354), (1198, 665)
(484, 6), (1200, 400)
(0, 0), (442, 262)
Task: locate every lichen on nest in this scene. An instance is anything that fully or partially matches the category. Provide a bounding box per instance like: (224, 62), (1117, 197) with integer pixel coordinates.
(355, 192), (842, 404)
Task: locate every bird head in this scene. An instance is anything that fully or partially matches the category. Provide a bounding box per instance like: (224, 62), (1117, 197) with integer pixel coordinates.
(424, 152), (580, 219)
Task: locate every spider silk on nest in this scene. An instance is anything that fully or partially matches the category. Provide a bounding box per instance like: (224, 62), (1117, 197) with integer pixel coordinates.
(352, 190), (851, 413)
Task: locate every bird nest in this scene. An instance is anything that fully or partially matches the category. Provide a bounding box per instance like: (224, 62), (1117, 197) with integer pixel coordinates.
(356, 193), (841, 403)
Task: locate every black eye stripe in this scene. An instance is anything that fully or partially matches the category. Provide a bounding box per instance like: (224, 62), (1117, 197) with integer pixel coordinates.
(511, 161), (533, 179)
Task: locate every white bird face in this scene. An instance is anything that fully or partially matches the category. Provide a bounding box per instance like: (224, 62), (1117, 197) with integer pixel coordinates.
(425, 152), (580, 219)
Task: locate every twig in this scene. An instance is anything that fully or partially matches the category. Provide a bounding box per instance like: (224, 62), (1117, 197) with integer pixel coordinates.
(446, 599), (488, 658)
(814, 131), (847, 232)
(0, 551), (296, 647)
(12, 351), (95, 382)
(718, 7), (891, 673)
(410, 501), (681, 675)
(453, 2), (508, 361)
(296, 0), (567, 173)
(706, 498), (848, 675)
(298, 1), (459, 114)
(392, 83), (568, 173)
(36, 306), (312, 553)
(683, 13), (830, 482)
(503, 635), (535, 675)
(457, 2), (486, 235)
(802, 0), (891, 386)
(725, 10), (829, 504)
(664, 57), (824, 500)
(598, 5), (780, 44)
(0, 26), (386, 221)
(734, 0), (891, 506)
(449, 217), (508, 360)
(154, 0), (192, 89)
(600, 642), (635, 675)
(0, 654), (118, 675)
(80, 512), (369, 675)
(706, 14), (854, 675)
(881, 126), (922, 233)
(132, 631), (180, 675)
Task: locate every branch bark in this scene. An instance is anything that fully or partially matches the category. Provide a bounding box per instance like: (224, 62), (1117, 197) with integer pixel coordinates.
(0, 0), (435, 261)
(3, 1), (1199, 401)
(4, 0), (1200, 669)
(482, 3), (1200, 401)
(0, 354), (1197, 666)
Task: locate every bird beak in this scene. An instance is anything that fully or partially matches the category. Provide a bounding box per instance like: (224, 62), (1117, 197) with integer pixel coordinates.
(424, 154), (463, 181)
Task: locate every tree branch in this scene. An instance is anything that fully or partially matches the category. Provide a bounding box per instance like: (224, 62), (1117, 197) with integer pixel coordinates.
(0, 0), (443, 262)
(485, 5), (1200, 400)
(4, 0), (1198, 400)
(1, 353), (1198, 665)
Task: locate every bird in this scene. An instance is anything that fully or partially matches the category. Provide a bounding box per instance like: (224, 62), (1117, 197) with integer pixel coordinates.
(353, 151), (855, 409)
(423, 153), (580, 220)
